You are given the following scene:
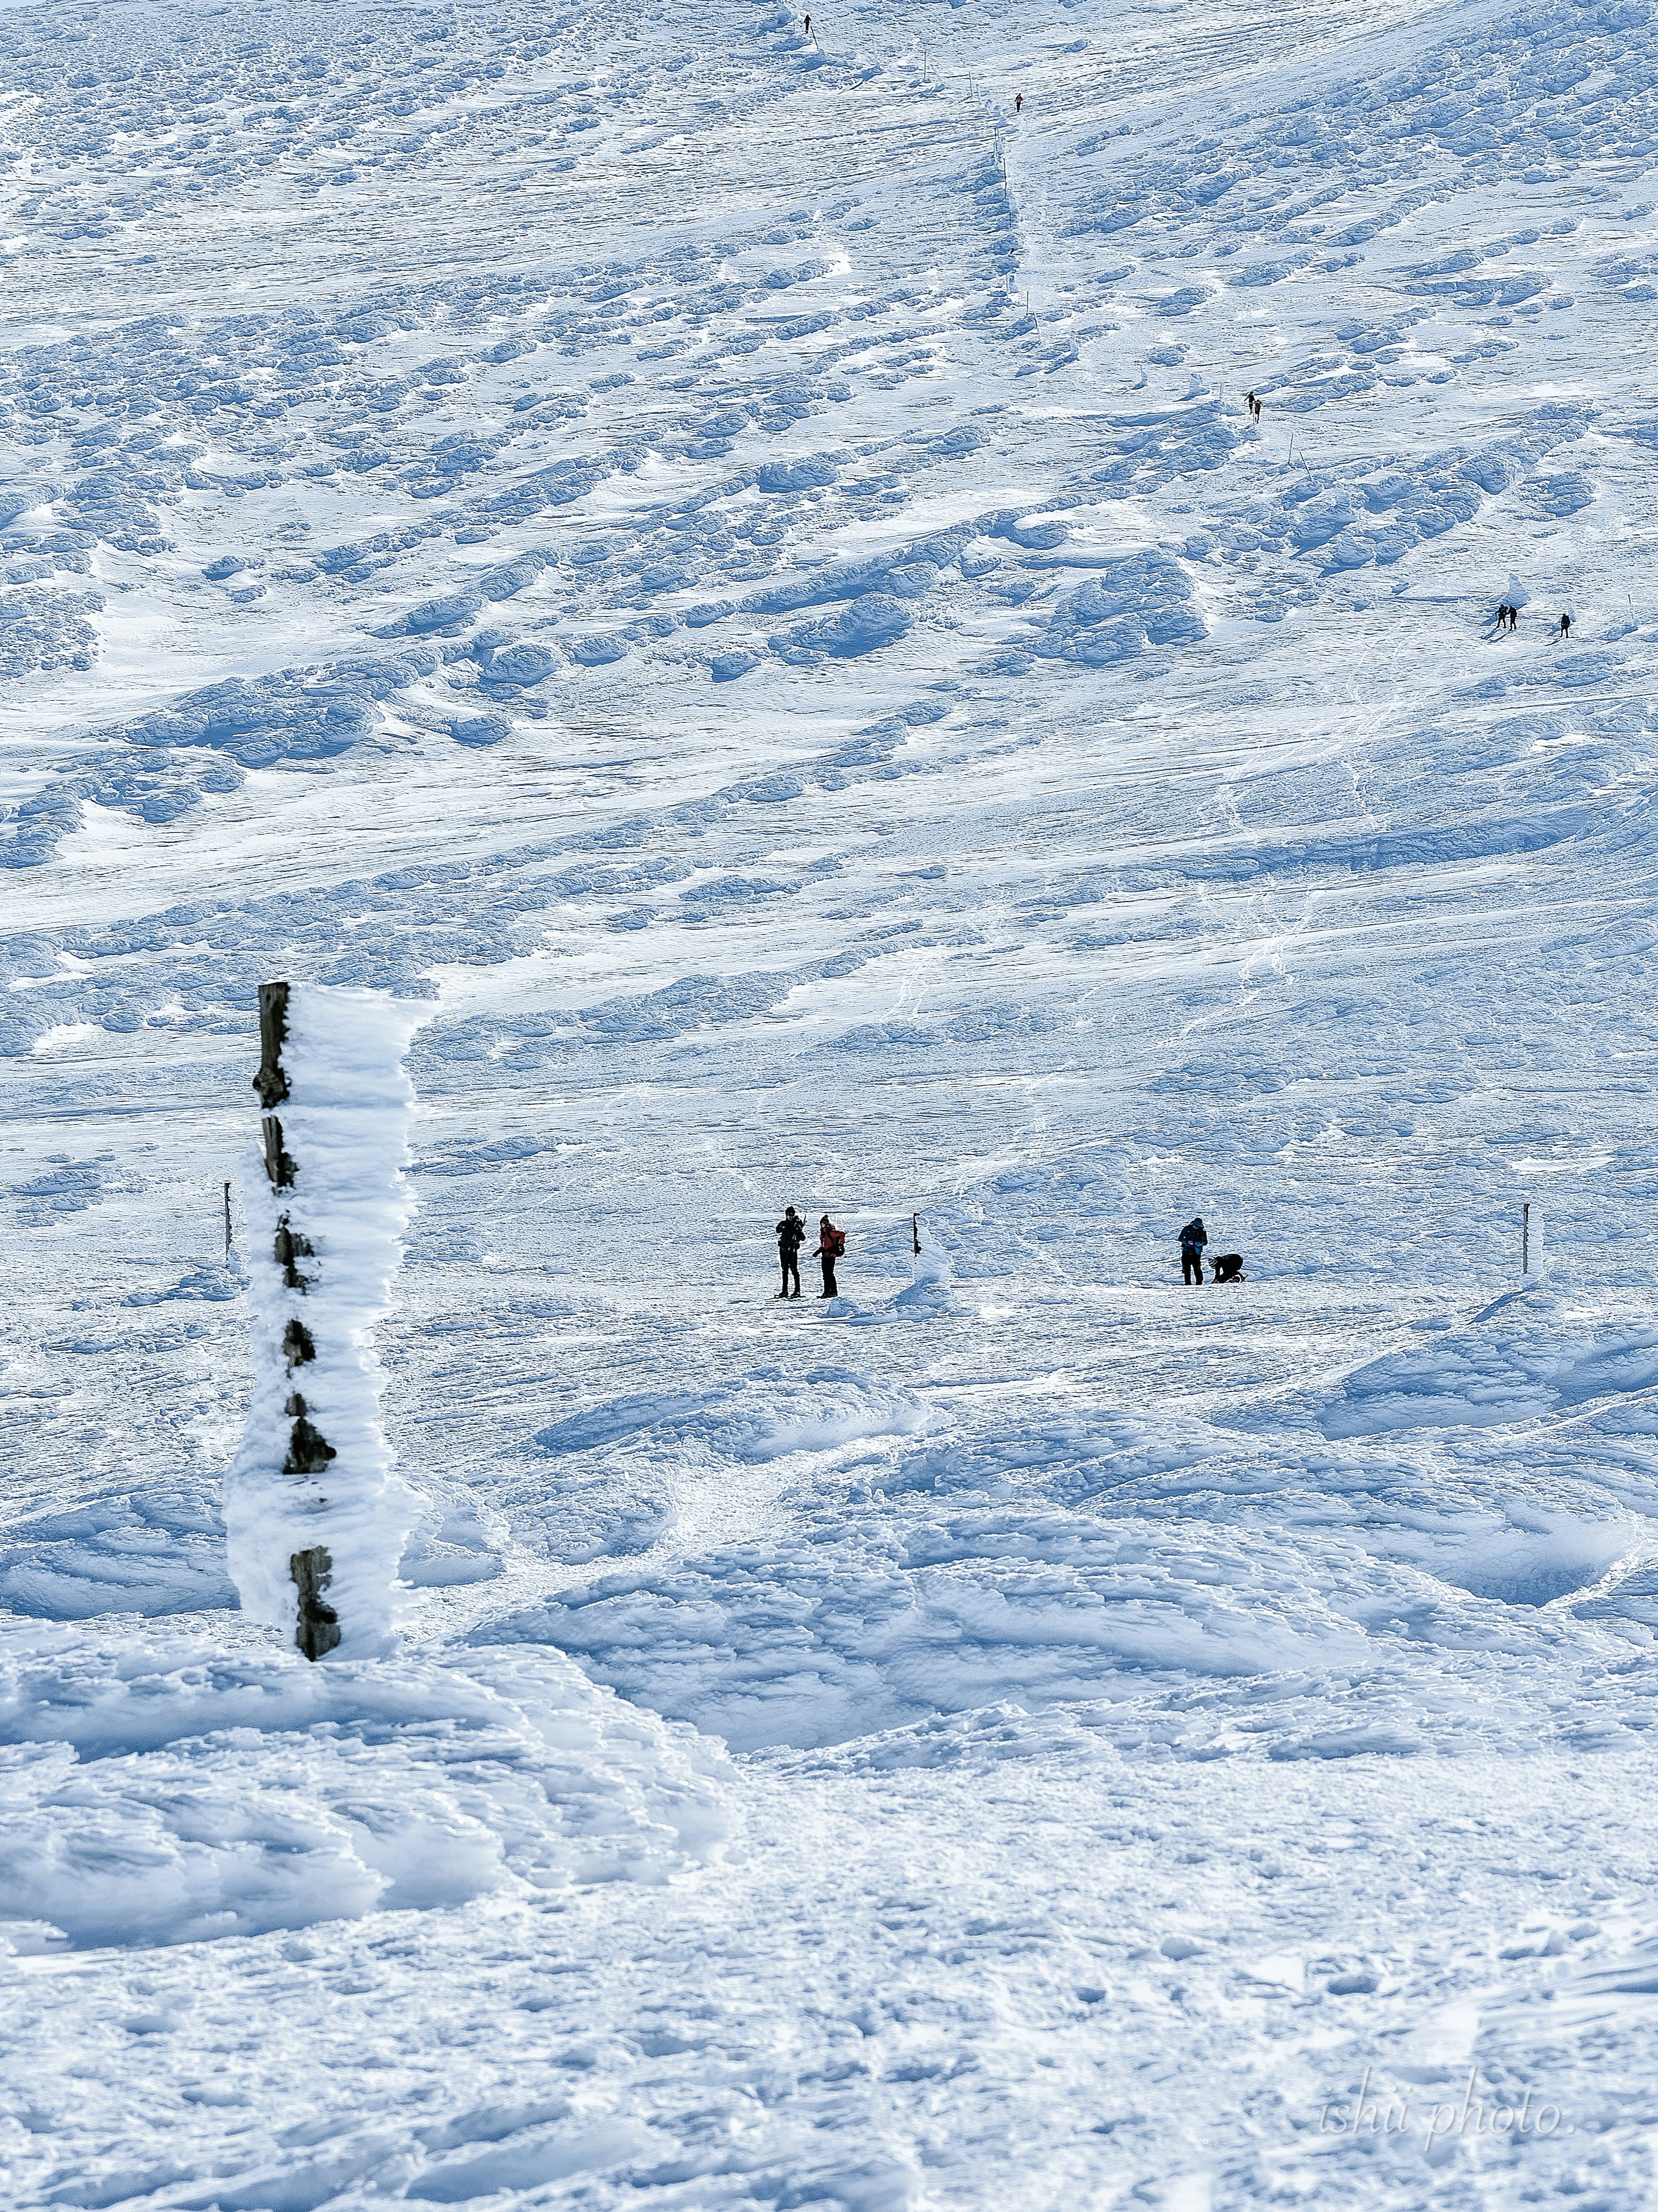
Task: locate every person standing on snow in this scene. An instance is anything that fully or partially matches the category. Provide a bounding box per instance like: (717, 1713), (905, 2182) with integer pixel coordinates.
(776, 1206), (805, 1299)
(1178, 1215), (1207, 1286)
(1015, 92), (1023, 113)
(814, 1213), (845, 1298)
(1559, 611), (1572, 640)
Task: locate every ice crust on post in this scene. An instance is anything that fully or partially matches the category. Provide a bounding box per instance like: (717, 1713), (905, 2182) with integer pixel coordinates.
(226, 986), (425, 1659)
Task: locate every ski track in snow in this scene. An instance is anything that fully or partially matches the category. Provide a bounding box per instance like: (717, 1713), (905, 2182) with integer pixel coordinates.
(6, 0), (1658, 2199)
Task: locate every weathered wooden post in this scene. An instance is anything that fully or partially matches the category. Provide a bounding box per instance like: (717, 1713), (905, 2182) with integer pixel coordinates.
(225, 979), (423, 1661)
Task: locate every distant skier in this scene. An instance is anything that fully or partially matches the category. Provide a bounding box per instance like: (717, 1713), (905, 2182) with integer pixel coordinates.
(1179, 1215), (1207, 1286)
(776, 1206), (805, 1299)
(814, 1213), (845, 1298)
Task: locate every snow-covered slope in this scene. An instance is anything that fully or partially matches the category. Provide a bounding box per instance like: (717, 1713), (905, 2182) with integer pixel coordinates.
(6, 0), (1658, 2200)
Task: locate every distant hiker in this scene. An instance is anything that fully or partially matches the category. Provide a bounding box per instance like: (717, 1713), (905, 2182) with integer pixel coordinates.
(776, 1206), (804, 1299)
(1509, 606), (1519, 632)
(804, 10), (811, 32)
(1179, 1215), (1207, 1286)
(815, 1213), (845, 1298)
(1015, 92), (1023, 113)
(1494, 602), (1509, 630)
(1253, 396), (1263, 420)
(1245, 389), (1257, 412)
(1559, 611), (1572, 639)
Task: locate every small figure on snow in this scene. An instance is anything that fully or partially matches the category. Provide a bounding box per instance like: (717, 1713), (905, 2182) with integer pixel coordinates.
(776, 1206), (805, 1299)
(1015, 92), (1024, 113)
(1509, 606), (1519, 631)
(814, 1213), (846, 1298)
(1494, 602), (1510, 631)
(804, 11), (812, 33)
(1253, 396), (1263, 420)
(1558, 611), (1572, 640)
(1179, 1215), (1207, 1286)
(1210, 1253), (1246, 1283)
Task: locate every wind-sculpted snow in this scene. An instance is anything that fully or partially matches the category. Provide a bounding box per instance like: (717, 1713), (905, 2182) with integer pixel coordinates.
(11, 0), (1658, 2201)
(1321, 1301), (1658, 1435)
(0, 1632), (729, 1948)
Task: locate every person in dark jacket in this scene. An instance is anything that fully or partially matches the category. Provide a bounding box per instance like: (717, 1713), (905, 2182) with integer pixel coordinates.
(1179, 1215), (1207, 1285)
(814, 1214), (845, 1298)
(776, 1206), (804, 1298)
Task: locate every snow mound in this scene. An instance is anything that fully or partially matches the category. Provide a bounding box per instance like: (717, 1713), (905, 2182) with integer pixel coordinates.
(534, 1365), (930, 1466)
(0, 1630), (729, 1949)
(1320, 1309), (1658, 1436)
(892, 1224), (967, 1315)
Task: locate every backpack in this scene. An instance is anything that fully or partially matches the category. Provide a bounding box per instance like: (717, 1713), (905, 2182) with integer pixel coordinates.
(826, 1228), (846, 1257)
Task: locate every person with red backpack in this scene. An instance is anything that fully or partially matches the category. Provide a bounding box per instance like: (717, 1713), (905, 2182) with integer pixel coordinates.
(814, 1214), (846, 1298)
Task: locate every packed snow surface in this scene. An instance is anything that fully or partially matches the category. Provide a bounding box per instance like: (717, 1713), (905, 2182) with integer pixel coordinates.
(6, 0), (1658, 2200)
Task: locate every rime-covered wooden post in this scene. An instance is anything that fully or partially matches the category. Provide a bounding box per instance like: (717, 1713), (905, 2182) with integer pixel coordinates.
(226, 980), (422, 1661)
